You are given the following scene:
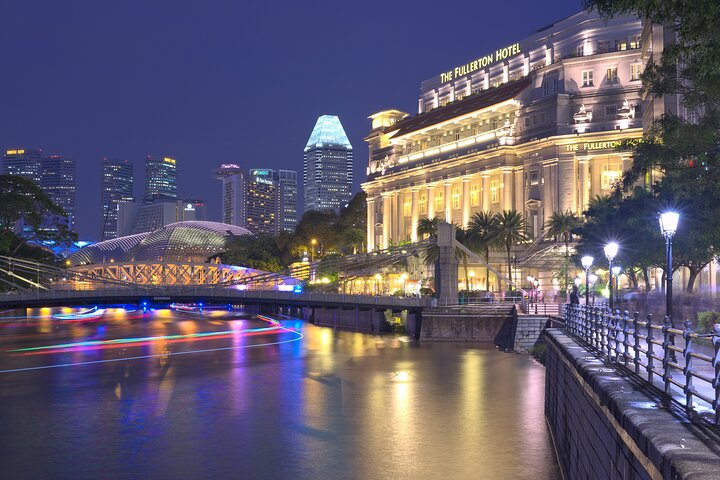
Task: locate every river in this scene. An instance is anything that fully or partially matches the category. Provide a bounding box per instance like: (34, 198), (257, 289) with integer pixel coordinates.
(0, 306), (559, 479)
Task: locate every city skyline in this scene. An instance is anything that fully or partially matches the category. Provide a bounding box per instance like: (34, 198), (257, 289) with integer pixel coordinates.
(0, 0), (579, 240)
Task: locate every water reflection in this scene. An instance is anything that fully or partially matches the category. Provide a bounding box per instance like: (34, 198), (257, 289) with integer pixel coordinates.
(0, 307), (558, 479)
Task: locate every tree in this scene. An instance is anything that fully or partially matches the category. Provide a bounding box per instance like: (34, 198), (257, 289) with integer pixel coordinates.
(0, 174), (76, 257)
(546, 210), (583, 299)
(416, 217), (439, 238)
(216, 235), (283, 272)
(495, 210), (529, 290)
(467, 211), (500, 290)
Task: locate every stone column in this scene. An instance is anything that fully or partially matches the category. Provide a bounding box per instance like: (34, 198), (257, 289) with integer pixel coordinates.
(579, 158), (590, 214)
(462, 176), (471, 228)
(396, 192), (403, 242)
(366, 196), (376, 252)
(444, 180), (452, 223)
(502, 169), (513, 211)
(543, 162), (555, 224)
(411, 188), (419, 243)
(427, 184), (435, 219)
(382, 193), (392, 250)
(481, 174), (490, 212)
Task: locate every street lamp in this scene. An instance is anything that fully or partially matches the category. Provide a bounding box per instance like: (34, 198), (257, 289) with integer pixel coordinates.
(527, 275), (535, 308)
(604, 242), (619, 311)
(611, 265), (621, 306)
(588, 273), (598, 305)
(533, 279), (539, 314)
(659, 211), (679, 324)
(581, 255), (594, 306)
(310, 238), (317, 263)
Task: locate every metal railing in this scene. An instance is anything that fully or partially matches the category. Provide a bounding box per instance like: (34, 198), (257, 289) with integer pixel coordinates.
(563, 304), (720, 424)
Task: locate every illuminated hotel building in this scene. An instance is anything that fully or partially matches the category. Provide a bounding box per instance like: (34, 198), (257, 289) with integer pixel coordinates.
(40, 155), (76, 230)
(117, 198), (207, 236)
(304, 115), (353, 213)
(101, 159), (134, 240)
(144, 155), (177, 202)
(215, 166), (297, 236)
(363, 10), (645, 251)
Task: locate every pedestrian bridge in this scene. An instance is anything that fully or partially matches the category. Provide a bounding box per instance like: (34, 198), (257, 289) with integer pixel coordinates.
(0, 286), (430, 312)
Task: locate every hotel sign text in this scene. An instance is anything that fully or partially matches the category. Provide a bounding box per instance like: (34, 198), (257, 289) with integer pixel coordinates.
(440, 43), (521, 84)
(565, 141), (622, 152)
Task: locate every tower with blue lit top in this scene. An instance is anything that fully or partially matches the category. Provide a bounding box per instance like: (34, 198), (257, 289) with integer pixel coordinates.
(303, 115), (353, 213)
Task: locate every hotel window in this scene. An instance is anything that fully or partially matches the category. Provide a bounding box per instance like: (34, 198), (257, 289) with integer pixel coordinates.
(605, 105), (617, 117)
(576, 44), (584, 57)
(451, 188), (461, 209)
(419, 195), (427, 214)
(631, 63), (642, 81)
(470, 185), (480, 206)
(601, 164), (623, 189)
(403, 199), (412, 217)
(552, 77), (559, 93)
(629, 35), (641, 49)
(606, 66), (619, 84)
(597, 40), (611, 53)
(525, 117), (531, 128)
(490, 180), (499, 204)
(581, 70), (594, 87)
(529, 169), (540, 186)
(434, 192), (443, 212)
(543, 81), (549, 96)
(615, 40), (627, 51)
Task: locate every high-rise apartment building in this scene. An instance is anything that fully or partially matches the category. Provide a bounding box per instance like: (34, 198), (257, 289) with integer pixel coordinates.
(144, 155), (177, 202)
(2, 149), (43, 185)
(303, 115), (353, 213)
(101, 159), (134, 240)
(41, 155), (76, 229)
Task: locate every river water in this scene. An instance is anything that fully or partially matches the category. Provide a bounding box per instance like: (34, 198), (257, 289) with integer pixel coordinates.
(0, 307), (559, 479)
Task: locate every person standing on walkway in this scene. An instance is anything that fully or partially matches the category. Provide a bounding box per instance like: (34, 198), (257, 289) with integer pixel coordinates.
(570, 285), (580, 305)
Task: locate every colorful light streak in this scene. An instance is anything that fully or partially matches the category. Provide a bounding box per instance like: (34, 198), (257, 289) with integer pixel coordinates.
(52, 307), (105, 321)
(0, 313), (303, 374)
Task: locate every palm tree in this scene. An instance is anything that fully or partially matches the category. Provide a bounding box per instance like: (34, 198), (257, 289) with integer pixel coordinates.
(467, 211), (500, 290)
(455, 226), (472, 293)
(416, 217), (439, 239)
(546, 210), (582, 299)
(495, 210), (529, 291)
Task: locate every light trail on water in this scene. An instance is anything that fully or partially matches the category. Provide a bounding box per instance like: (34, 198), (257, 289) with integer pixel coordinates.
(0, 314), (303, 374)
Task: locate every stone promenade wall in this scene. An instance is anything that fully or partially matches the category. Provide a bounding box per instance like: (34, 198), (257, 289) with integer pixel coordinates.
(545, 329), (720, 479)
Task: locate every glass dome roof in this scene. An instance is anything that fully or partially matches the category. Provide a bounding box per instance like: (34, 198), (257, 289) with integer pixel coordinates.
(69, 221), (251, 265)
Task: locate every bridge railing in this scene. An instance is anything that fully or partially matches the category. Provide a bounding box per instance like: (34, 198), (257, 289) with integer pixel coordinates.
(562, 303), (720, 425)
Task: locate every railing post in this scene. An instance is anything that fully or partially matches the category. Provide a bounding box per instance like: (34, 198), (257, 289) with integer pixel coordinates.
(621, 310), (630, 367)
(712, 324), (720, 426)
(633, 312), (641, 374)
(662, 315), (672, 396)
(646, 314), (655, 384)
(607, 308), (615, 362)
(683, 319), (694, 416)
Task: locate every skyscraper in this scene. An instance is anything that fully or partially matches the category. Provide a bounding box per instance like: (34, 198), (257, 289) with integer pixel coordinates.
(2, 148), (43, 185)
(41, 155), (76, 229)
(215, 164), (245, 227)
(250, 169), (298, 234)
(101, 159), (134, 240)
(144, 155), (177, 202)
(276, 169), (298, 233)
(303, 115), (353, 213)
(245, 171), (277, 236)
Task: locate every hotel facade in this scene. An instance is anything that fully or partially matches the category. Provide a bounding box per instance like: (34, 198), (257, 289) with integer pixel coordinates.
(362, 10), (647, 253)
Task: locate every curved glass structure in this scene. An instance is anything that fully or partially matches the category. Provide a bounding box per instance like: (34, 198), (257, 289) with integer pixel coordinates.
(69, 221), (251, 266)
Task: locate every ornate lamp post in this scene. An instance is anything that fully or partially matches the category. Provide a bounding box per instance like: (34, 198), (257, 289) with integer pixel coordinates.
(581, 255), (594, 306)
(604, 242), (619, 311)
(588, 273), (598, 305)
(611, 265), (621, 306)
(659, 212), (679, 323)
(533, 279), (539, 314)
(527, 275), (535, 308)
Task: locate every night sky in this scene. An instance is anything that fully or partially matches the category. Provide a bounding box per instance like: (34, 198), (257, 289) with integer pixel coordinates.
(0, 0), (581, 240)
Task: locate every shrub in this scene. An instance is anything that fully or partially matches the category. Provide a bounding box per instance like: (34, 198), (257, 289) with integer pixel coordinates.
(530, 344), (547, 365)
(696, 311), (720, 334)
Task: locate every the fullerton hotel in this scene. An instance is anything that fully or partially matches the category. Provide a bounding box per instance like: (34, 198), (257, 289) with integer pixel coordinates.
(362, 9), (650, 253)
